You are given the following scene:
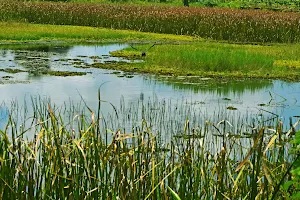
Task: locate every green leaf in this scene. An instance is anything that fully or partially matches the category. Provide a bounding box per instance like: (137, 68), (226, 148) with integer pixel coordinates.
(292, 167), (300, 176)
(291, 192), (300, 200)
(156, 186), (161, 200)
(167, 186), (181, 200)
(283, 180), (294, 191)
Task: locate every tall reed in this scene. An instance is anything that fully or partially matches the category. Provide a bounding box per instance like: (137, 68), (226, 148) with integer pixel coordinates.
(0, 94), (299, 199)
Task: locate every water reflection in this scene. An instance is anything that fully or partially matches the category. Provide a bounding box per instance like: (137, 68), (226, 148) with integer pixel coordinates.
(22, 46), (72, 54)
(0, 43), (299, 131)
(0, 44), (129, 76)
(150, 78), (273, 96)
(0, 104), (8, 128)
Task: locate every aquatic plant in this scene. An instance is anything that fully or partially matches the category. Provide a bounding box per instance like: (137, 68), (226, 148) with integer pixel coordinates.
(0, 95), (299, 199)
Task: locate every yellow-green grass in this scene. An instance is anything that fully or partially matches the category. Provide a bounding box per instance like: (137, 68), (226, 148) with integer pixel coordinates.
(108, 42), (300, 81)
(0, 22), (195, 43)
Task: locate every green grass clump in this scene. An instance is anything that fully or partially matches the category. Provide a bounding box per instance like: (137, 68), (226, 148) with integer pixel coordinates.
(107, 42), (300, 81)
(0, 96), (299, 199)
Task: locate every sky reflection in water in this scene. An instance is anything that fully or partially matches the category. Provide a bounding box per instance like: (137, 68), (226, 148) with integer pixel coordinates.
(0, 43), (299, 130)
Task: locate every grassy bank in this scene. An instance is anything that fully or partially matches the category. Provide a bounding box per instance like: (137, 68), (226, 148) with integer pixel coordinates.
(0, 96), (299, 199)
(1, 22), (300, 81)
(0, 22), (194, 43)
(96, 42), (300, 81)
(1, 1), (300, 43)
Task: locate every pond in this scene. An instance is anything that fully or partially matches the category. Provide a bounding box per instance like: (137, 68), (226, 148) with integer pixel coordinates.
(0, 43), (299, 134)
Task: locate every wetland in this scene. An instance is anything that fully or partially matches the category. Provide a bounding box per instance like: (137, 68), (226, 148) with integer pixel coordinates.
(1, 42), (300, 200)
(1, 43), (299, 122)
(1, 1), (300, 198)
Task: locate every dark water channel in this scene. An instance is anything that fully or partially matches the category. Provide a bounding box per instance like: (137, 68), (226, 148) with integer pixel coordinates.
(0, 43), (299, 133)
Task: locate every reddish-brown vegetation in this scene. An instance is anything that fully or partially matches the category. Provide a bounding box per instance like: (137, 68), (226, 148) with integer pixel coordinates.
(1, 1), (300, 43)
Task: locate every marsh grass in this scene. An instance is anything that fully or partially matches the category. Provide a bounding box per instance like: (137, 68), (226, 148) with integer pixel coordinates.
(0, 94), (299, 199)
(147, 45), (274, 72)
(108, 42), (300, 81)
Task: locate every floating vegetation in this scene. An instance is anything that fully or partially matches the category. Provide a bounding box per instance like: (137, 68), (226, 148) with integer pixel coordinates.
(71, 58), (82, 62)
(58, 58), (69, 62)
(89, 56), (101, 60)
(42, 70), (87, 76)
(223, 97), (231, 101)
(72, 61), (85, 65)
(0, 80), (30, 84)
(125, 75), (134, 78)
(0, 68), (25, 74)
(1, 75), (13, 79)
(72, 64), (91, 69)
(227, 106), (238, 110)
(0, 44), (143, 82)
(102, 55), (110, 59)
(89, 61), (133, 70)
(258, 103), (266, 106)
(111, 71), (121, 74)
(0, 67), (86, 77)
(104, 60), (118, 64)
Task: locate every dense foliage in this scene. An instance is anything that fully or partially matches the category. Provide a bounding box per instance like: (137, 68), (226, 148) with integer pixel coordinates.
(1, 1), (300, 43)
(20, 0), (300, 9)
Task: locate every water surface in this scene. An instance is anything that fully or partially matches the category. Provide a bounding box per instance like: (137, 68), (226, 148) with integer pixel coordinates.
(0, 43), (299, 130)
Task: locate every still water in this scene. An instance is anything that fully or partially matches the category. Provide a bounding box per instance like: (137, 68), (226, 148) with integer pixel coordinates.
(0, 43), (299, 130)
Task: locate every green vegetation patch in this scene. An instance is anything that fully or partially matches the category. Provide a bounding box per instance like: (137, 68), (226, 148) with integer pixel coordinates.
(110, 50), (144, 60)
(274, 60), (300, 69)
(41, 70), (87, 76)
(106, 42), (300, 81)
(0, 67), (86, 77)
(0, 22), (195, 42)
(0, 68), (25, 74)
